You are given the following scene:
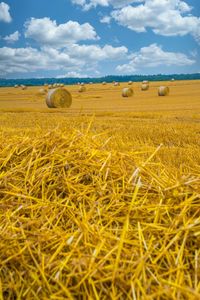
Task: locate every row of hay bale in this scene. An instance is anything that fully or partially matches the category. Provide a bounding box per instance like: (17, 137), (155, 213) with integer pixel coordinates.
(14, 84), (27, 90)
(14, 83), (65, 90)
(121, 86), (169, 97)
(100, 80), (169, 96)
(45, 84), (169, 109)
(48, 83), (64, 89)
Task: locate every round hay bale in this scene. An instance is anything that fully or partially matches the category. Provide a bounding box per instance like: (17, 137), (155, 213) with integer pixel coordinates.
(80, 82), (85, 86)
(102, 82), (107, 85)
(21, 85), (27, 90)
(46, 88), (72, 108)
(128, 81), (132, 85)
(79, 86), (86, 93)
(48, 84), (53, 89)
(114, 82), (120, 86)
(53, 83), (57, 88)
(14, 84), (19, 88)
(89, 82), (93, 85)
(60, 83), (64, 87)
(143, 80), (149, 84)
(77, 82), (80, 85)
(122, 88), (134, 97)
(158, 86), (169, 96)
(141, 83), (149, 91)
(171, 78), (175, 81)
(37, 88), (47, 96)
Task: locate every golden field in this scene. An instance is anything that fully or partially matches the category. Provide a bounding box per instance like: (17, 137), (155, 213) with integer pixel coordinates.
(0, 80), (200, 299)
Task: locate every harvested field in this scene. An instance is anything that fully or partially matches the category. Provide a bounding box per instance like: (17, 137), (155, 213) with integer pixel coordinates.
(0, 80), (200, 299)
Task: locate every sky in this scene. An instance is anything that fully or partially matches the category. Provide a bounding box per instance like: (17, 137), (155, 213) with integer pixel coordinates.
(0, 0), (200, 78)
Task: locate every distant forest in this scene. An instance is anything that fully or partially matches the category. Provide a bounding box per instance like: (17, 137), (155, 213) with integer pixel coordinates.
(0, 73), (200, 87)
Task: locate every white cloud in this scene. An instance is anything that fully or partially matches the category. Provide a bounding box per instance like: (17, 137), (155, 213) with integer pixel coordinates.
(100, 16), (111, 24)
(24, 17), (99, 47)
(116, 44), (195, 73)
(56, 71), (88, 78)
(0, 2), (11, 22)
(0, 46), (81, 75)
(0, 43), (128, 76)
(69, 43), (128, 60)
(3, 31), (20, 43)
(71, 0), (142, 10)
(111, 0), (200, 41)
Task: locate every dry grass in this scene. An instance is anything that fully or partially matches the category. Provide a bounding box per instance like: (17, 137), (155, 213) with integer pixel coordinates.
(0, 80), (200, 299)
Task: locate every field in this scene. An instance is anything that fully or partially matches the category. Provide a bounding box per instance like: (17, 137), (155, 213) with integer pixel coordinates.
(0, 80), (200, 299)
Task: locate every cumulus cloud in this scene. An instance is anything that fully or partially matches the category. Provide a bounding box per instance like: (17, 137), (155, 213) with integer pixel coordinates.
(116, 44), (195, 73)
(100, 16), (111, 24)
(69, 44), (128, 60)
(71, 0), (142, 10)
(111, 0), (200, 41)
(25, 17), (99, 47)
(56, 71), (88, 78)
(3, 31), (20, 43)
(0, 2), (12, 22)
(0, 43), (128, 76)
(0, 46), (82, 75)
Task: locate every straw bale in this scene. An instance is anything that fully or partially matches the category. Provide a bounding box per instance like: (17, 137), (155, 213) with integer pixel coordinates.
(46, 88), (72, 108)
(79, 86), (86, 92)
(128, 81), (132, 85)
(21, 85), (27, 90)
(37, 88), (47, 96)
(143, 80), (149, 84)
(122, 87), (134, 97)
(114, 82), (120, 86)
(141, 83), (149, 91)
(14, 84), (18, 88)
(158, 86), (170, 96)
(102, 82), (107, 85)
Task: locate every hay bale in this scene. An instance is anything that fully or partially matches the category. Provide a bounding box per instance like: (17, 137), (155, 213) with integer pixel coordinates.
(14, 84), (19, 88)
(53, 83), (57, 88)
(46, 88), (72, 108)
(122, 88), (134, 97)
(79, 86), (86, 93)
(80, 82), (85, 86)
(21, 85), (27, 90)
(37, 88), (47, 96)
(141, 83), (149, 91)
(60, 83), (64, 87)
(114, 82), (120, 86)
(158, 86), (169, 96)
(48, 84), (53, 89)
(102, 82), (107, 85)
(128, 81), (132, 85)
(143, 80), (149, 84)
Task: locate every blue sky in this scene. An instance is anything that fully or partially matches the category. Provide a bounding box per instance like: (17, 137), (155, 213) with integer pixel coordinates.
(0, 0), (199, 78)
